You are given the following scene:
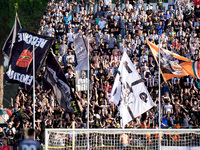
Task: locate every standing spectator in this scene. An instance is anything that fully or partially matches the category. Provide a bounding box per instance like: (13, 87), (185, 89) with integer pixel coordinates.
(116, 0), (122, 9)
(52, 9), (63, 19)
(0, 139), (11, 150)
(87, 0), (95, 14)
(161, 115), (168, 128)
(157, 21), (164, 35)
(56, 23), (65, 43)
(98, 0), (104, 10)
(164, 99), (173, 117)
(63, 12), (72, 28)
(111, 21), (120, 38)
(98, 16), (107, 30)
(79, 0), (86, 11)
(108, 33), (116, 49)
(19, 129), (41, 150)
(137, 0), (143, 11)
(59, 40), (67, 56)
(67, 28), (74, 44)
(157, 0), (163, 10)
(120, 15), (127, 38)
(5, 123), (16, 135)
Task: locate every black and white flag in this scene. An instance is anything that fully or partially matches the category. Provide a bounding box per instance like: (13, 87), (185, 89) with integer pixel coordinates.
(111, 52), (154, 127)
(4, 29), (53, 91)
(74, 32), (88, 70)
(44, 52), (75, 113)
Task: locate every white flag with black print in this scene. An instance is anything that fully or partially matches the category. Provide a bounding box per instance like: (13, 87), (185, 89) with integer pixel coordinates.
(111, 52), (154, 127)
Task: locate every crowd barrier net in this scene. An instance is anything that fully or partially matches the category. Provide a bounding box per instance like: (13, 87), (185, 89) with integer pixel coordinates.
(45, 129), (200, 150)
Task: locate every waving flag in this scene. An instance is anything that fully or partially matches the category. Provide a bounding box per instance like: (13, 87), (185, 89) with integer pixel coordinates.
(193, 61), (200, 79)
(0, 109), (12, 116)
(74, 32), (88, 70)
(4, 29), (53, 91)
(147, 40), (200, 80)
(2, 13), (21, 57)
(44, 52), (79, 113)
(111, 52), (154, 127)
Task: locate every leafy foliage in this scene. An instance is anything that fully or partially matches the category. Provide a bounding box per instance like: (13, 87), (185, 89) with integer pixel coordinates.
(0, 0), (48, 50)
(0, 0), (48, 107)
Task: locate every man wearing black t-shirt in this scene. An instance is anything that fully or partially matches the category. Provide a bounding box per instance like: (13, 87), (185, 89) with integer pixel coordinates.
(108, 15), (115, 29)
(146, 5), (153, 16)
(115, 0), (122, 8)
(110, 21), (120, 38)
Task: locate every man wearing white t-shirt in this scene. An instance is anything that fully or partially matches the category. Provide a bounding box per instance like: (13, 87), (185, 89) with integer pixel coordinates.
(77, 71), (88, 91)
(59, 40), (68, 56)
(98, 16), (107, 30)
(126, 0), (133, 11)
(67, 28), (74, 43)
(66, 51), (75, 63)
(164, 100), (173, 117)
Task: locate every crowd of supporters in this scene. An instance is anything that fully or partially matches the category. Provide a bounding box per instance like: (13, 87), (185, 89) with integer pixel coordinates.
(1, 0), (200, 147)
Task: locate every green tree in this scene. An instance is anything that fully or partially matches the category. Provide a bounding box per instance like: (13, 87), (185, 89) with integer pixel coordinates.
(0, 0), (48, 108)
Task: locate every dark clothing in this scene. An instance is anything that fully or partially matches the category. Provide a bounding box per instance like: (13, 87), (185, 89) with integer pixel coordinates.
(19, 139), (41, 150)
(195, 7), (200, 17)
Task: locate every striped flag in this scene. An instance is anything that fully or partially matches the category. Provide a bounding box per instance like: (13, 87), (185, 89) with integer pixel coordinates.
(147, 40), (200, 80)
(0, 109), (12, 116)
(193, 61), (200, 79)
(2, 13), (21, 57)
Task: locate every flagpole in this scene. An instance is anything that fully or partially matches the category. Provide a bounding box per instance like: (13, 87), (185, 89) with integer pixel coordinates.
(158, 36), (161, 149)
(87, 35), (90, 150)
(33, 36), (36, 140)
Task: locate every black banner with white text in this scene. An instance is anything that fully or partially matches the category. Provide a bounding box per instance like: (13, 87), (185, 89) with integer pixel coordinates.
(4, 29), (53, 91)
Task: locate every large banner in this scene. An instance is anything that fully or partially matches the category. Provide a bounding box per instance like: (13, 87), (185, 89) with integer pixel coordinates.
(2, 13), (21, 57)
(111, 52), (154, 127)
(44, 52), (79, 113)
(74, 32), (88, 70)
(4, 29), (53, 91)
